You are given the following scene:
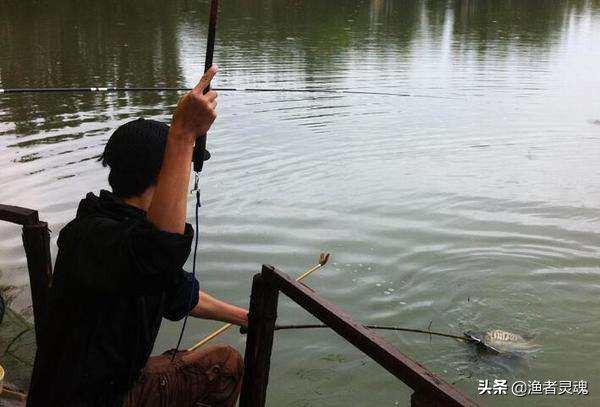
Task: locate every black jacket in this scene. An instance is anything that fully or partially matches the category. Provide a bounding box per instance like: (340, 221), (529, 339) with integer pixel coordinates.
(27, 190), (199, 406)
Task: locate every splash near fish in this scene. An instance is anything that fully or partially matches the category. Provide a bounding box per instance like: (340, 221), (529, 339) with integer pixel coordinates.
(464, 329), (540, 355)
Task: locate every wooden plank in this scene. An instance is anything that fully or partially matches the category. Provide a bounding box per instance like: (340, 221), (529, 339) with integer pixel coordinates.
(0, 204), (51, 348)
(22, 222), (53, 346)
(262, 265), (479, 407)
(239, 272), (280, 407)
(0, 204), (39, 226)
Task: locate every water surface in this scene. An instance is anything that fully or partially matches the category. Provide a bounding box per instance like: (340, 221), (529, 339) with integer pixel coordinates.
(1, 0), (600, 405)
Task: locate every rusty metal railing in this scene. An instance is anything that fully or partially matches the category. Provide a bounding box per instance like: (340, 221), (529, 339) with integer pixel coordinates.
(240, 265), (479, 407)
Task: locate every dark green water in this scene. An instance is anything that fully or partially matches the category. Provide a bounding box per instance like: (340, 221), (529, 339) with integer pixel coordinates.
(1, 0), (600, 405)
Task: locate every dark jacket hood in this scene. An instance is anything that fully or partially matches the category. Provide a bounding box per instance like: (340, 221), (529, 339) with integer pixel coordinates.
(76, 190), (146, 221)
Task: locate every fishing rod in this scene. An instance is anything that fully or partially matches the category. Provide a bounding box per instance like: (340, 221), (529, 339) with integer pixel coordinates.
(0, 86), (457, 99)
(273, 324), (468, 342)
(171, 0), (219, 361)
(188, 252), (331, 352)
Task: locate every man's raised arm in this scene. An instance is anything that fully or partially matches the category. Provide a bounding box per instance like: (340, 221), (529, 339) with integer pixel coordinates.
(147, 65), (219, 234)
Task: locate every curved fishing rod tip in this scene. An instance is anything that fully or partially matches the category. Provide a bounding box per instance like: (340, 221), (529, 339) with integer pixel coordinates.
(319, 252), (331, 266)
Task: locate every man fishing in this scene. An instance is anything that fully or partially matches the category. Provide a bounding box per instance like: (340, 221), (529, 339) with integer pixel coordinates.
(27, 65), (248, 407)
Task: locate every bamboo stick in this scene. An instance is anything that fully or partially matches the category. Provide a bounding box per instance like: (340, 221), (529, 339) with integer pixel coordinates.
(273, 324), (468, 341)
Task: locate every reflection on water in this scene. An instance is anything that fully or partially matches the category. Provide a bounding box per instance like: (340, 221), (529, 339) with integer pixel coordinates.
(1, 1), (600, 405)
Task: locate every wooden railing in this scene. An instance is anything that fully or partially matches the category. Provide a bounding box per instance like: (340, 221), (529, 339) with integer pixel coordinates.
(0, 204), (53, 346)
(240, 265), (480, 407)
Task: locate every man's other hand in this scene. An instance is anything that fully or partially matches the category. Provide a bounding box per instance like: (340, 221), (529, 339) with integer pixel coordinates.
(171, 64), (219, 142)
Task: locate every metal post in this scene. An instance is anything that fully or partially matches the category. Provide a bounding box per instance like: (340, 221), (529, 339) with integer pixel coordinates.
(239, 269), (279, 407)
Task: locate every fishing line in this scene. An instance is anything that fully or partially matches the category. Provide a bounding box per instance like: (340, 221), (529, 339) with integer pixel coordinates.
(0, 86), (458, 99)
(171, 182), (201, 360)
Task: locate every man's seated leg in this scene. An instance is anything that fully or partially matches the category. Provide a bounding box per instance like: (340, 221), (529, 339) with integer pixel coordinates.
(124, 344), (244, 407)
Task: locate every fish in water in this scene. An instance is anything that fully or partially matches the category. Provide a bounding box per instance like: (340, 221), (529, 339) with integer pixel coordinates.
(464, 329), (540, 355)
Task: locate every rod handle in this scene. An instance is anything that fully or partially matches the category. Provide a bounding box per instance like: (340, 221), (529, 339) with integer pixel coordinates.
(192, 81), (212, 173)
(193, 135), (207, 173)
